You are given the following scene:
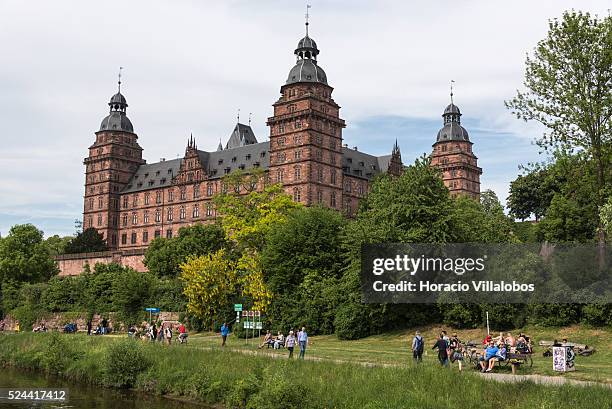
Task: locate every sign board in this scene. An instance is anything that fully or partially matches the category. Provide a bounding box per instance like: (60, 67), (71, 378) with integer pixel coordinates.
(243, 321), (254, 329)
(242, 311), (248, 317)
(249, 311), (255, 317)
(255, 322), (262, 330)
(145, 307), (160, 313)
(254, 310), (261, 317)
(553, 346), (576, 372)
(234, 304), (243, 312)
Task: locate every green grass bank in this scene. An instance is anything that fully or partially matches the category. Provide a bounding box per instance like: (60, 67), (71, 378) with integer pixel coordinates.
(0, 333), (610, 409)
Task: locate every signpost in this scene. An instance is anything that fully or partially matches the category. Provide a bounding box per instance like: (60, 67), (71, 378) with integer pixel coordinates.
(145, 307), (160, 323)
(234, 304), (243, 324)
(242, 310), (263, 344)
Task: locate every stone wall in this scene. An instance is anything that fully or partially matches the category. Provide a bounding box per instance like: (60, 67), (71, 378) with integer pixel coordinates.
(55, 249), (146, 276)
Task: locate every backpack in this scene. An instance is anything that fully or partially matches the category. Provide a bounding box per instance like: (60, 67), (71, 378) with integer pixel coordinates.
(414, 336), (424, 352)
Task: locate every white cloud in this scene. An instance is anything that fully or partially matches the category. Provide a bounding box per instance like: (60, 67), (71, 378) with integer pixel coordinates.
(0, 0), (607, 235)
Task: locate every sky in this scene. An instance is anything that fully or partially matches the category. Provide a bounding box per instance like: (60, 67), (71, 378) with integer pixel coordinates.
(0, 0), (608, 237)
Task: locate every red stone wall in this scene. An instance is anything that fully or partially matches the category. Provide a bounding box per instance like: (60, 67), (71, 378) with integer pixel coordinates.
(55, 250), (146, 276)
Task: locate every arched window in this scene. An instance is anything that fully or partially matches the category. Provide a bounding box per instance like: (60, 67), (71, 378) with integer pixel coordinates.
(331, 192), (337, 208)
(293, 188), (301, 202)
(294, 165), (301, 180)
(179, 206), (186, 220)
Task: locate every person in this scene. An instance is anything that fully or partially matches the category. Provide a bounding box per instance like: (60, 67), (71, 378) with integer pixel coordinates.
(274, 332), (285, 349)
(165, 325), (173, 345)
(157, 323), (164, 342)
(297, 327), (308, 359)
(411, 331), (424, 363)
(479, 340), (499, 372)
(432, 333), (449, 367)
(220, 322), (230, 347)
(486, 342), (506, 372)
(506, 332), (516, 349)
(101, 318), (108, 335)
(178, 322), (188, 343)
(286, 330), (297, 358)
(482, 334), (492, 345)
(151, 323), (158, 341)
(449, 333), (463, 371)
(15, 321), (20, 332)
(94, 324), (102, 335)
(87, 320), (92, 336)
(258, 331), (273, 349)
(493, 331), (504, 344)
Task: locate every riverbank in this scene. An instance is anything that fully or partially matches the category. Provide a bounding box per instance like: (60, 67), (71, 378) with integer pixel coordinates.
(0, 333), (610, 409)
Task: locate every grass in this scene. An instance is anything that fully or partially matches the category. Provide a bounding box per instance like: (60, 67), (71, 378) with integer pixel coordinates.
(185, 324), (612, 383)
(0, 331), (610, 409)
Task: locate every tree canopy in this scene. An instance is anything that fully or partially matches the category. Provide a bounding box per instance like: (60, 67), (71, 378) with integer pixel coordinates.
(64, 227), (108, 254)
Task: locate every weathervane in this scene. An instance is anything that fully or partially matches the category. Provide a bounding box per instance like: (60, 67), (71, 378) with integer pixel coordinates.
(450, 80), (455, 104)
(248, 112), (252, 126)
(305, 4), (311, 36)
(237, 108), (240, 123)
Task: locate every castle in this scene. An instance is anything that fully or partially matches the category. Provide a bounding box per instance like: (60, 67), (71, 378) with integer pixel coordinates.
(60, 20), (481, 274)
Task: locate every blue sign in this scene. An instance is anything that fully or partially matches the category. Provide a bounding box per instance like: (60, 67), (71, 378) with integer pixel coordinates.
(145, 308), (160, 313)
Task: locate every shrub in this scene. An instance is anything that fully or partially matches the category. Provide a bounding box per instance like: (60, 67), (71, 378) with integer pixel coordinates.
(226, 374), (261, 409)
(246, 364), (308, 409)
(581, 303), (612, 327)
(41, 332), (76, 374)
(334, 302), (370, 340)
(441, 304), (481, 328)
(103, 339), (150, 388)
(527, 304), (581, 327)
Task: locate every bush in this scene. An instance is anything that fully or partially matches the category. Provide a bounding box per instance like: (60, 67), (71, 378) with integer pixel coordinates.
(246, 364), (308, 409)
(41, 332), (76, 374)
(527, 304), (581, 327)
(581, 303), (612, 327)
(334, 302), (370, 340)
(103, 339), (150, 388)
(482, 304), (526, 330)
(441, 304), (481, 328)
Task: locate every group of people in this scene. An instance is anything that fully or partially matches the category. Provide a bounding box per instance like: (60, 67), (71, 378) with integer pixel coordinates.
(251, 326), (308, 359)
(411, 330), (534, 373)
(143, 322), (187, 344)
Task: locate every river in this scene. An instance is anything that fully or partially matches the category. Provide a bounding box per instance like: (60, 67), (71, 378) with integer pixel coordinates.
(0, 367), (209, 408)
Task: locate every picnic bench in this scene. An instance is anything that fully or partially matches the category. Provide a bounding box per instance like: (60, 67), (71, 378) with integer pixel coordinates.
(539, 340), (596, 356)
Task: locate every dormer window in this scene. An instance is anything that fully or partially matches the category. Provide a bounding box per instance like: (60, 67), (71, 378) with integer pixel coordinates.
(218, 159), (224, 165)
(231, 157), (237, 163)
(260, 152), (266, 158)
(168, 169), (172, 174)
(359, 161), (365, 167)
(144, 173), (149, 178)
(246, 154), (251, 160)
(156, 171), (160, 176)
(347, 158), (352, 164)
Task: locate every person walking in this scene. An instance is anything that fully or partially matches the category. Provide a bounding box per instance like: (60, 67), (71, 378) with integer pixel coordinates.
(411, 331), (424, 363)
(157, 323), (164, 343)
(432, 333), (449, 367)
(449, 333), (464, 371)
(86, 320), (92, 336)
(220, 322), (230, 347)
(165, 325), (173, 345)
(297, 327), (308, 359)
(286, 330), (297, 358)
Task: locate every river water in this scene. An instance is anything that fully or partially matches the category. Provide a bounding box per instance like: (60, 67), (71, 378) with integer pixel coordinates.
(0, 367), (208, 408)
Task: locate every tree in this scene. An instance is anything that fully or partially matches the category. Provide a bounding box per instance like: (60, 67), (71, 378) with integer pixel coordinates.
(112, 268), (154, 325)
(506, 11), (612, 241)
(45, 235), (72, 256)
(601, 197), (612, 237)
(64, 227), (108, 254)
(180, 249), (238, 327)
(144, 223), (226, 277)
(0, 224), (58, 283)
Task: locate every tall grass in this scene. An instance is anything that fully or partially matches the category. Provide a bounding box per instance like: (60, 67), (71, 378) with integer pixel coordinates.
(0, 333), (609, 409)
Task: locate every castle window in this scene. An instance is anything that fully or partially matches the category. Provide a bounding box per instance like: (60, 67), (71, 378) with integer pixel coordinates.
(194, 184), (200, 198)
(122, 196), (129, 208)
(179, 206), (186, 220)
(193, 204), (200, 218)
(288, 105), (296, 113)
(331, 170), (337, 185)
(317, 191), (323, 204)
(143, 231), (149, 243)
(276, 169), (284, 182)
(121, 234), (127, 245)
(239, 164), (245, 170)
(132, 212), (138, 225)
(232, 157), (237, 163)
(316, 150), (322, 160)
(168, 169), (173, 174)
(218, 159), (224, 165)
(148, 180), (154, 187)
(294, 165), (301, 180)
(224, 167), (231, 174)
(132, 194), (138, 207)
(122, 213), (128, 226)
(317, 167), (323, 182)
(294, 149), (302, 160)
(111, 234), (117, 246)
(260, 151), (266, 158)
(166, 229), (173, 239)
(206, 203), (213, 217)
(293, 187), (301, 202)
(97, 214), (102, 226)
(89, 198), (94, 210)
(155, 209), (161, 223)
(145, 192), (150, 205)
(207, 183), (214, 196)
(180, 187), (186, 200)
(156, 191), (162, 204)
(222, 183), (228, 193)
(168, 189), (175, 202)
(250, 180), (257, 190)
(295, 120), (302, 129)
(131, 232), (137, 245)
(154, 230), (161, 238)
(234, 183), (240, 193)
(144, 173), (149, 178)
(98, 197), (103, 209)
(331, 192), (337, 208)
(358, 184), (364, 195)
(112, 215), (118, 227)
(167, 207), (173, 221)
(246, 154), (251, 160)
(188, 173), (193, 182)
(345, 182), (351, 193)
(156, 170), (160, 176)
(144, 210), (149, 224)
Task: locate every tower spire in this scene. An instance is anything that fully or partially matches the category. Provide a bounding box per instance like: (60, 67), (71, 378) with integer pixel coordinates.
(237, 108), (240, 124)
(450, 79), (455, 105)
(248, 112), (252, 126)
(118, 66), (123, 93)
(305, 4), (311, 36)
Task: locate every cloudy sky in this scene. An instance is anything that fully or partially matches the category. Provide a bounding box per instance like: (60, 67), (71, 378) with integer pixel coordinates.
(0, 0), (607, 237)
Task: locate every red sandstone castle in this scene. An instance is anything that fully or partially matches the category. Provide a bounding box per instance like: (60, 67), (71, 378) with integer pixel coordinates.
(82, 23), (481, 253)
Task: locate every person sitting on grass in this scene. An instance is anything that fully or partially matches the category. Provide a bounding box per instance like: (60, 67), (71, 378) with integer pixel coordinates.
(258, 330), (273, 349)
(479, 340), (499, 372)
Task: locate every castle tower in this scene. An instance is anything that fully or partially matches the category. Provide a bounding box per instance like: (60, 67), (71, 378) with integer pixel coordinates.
(266, 16), (345, 207)
(83, 76), (144, 249)
(430, 94), (481, 199)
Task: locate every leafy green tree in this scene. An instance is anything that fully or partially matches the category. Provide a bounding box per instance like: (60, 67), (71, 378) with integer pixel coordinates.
(601, 197), (612, 237)
(112, 268), (154, 325)
(0, 224), (58, 283)
(42, 276), (83, 312)
(506, 11), (612, 241)
(144, 224), (226, 277)
(64, 227), (107, 254)
(45, 235), (72, 256)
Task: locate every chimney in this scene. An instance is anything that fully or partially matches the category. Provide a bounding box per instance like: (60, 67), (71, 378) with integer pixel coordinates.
(353, 146), (358, 150)
(160, 158), (165, 162)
